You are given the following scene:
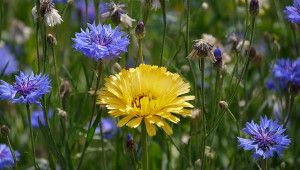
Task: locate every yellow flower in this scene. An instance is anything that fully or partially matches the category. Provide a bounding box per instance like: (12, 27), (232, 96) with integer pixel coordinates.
(97, 64), (194, 136)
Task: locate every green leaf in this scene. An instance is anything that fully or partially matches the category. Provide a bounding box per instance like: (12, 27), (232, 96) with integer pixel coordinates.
(86, 109), (102, 146)
(38, 118), (67, 169)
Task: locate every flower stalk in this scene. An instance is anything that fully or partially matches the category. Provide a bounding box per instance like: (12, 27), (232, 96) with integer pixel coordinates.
(26, 104), (39, 170)
(77, 59), (104, 170)
(200, 58), (207, 170)
(138, 39), (144, 64)
(141, 121), (148, 170)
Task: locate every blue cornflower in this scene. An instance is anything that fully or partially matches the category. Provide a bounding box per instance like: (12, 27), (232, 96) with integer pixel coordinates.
(284, 0), (300, 23)
(0, 72), (51, 106)
(72, 23), (130, 61)
(0, 144), (20, 169)
(94, 118), (118, 139)
(30, 108), (53, 128)
(213, 48), (222, 59)
(267, 58), (300, 91)
(237, 116), (291, 161)
(0, 46), (18, 76)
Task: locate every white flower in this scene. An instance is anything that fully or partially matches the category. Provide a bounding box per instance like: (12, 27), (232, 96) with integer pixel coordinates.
(32, 0), (63, 27)
(101, 2), (135, 28)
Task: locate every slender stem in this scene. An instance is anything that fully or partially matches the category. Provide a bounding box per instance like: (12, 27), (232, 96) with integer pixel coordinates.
(207, 16), (256, 137)
(211, 70), (221, 119)
(85, 0), (88, 26)
(143, 2), (150, 26)
(159, 0), (166, 66)
(141, 121), (148, 170)
(94, 0), (100, 23)
(0, 0), (4, 41)
(292, 25), (299, 57)
(200, 58), (206, 170)
(41, 22), (48, 74)
(284, 96), (294, 128)
(5, 135), (18, 169)
(26, 104), (39, 170)
(99, 110), (107, 170)
(264, 159), (268, 170)
(77, 60), (104, 170)
(138, 39), (144, 64)
(35, 0), (41, 73)
(51, 46), (61, 106)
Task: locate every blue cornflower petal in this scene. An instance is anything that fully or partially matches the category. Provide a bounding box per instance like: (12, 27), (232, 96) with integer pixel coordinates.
(284, 0), (300, 23)
(0, 46), (18, 76)
(267, 57), (300, 91)
(72, 22), (130, 61)
(237, 116), (291, 161)
(30, 108), (53, 128)
(0, 72), (51, 106)
(0, 144), (20, 169)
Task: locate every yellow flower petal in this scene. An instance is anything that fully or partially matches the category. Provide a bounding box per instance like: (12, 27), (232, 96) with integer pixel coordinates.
(117, 115), (135, 127)
(145, 118), (156, 136)
(126, 117), (143, 128)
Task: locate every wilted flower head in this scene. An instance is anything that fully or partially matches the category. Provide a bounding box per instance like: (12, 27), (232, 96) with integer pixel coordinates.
(10, 19), (32, 44)
(140, 0), (161, 11)
(187, 39), (216, 62)
(101, 1), (135, 28)
(237, 116), (291, 161)
(32, 0), (63, 27)
(267, 58), (300, 92)
(0, 144), (20, 169)
(0, 72), (51, 106)
(0, 46), (18, 76)
(72, 23), (130, 61)
(284, 0), (300, 23)
(249, 0), (259, 17)
(30, 108), (52, 128)
(97, 64), (194, 136)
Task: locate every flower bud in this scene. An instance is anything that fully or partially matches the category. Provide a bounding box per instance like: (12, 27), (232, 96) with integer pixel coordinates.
(135, 21), (145, 40)
(67, 0), (74, 5)
(249, 0), (259, 17)
(249, 46), (256, 59)
(280, 162), (286, 169)
(190, 108), (201, 121)
(180, 65), (190, 74)
(47, 34), (57, 47)
(195, 159), (201, 168)
(201, 2), (209, 10)
(112, 62), (122, 74)
(252, 53), (264, 67)
(57, 108), (67, 119)
(213, 48), (223, 70)
(60, 80), (72, 98)
(289, 83), (300, 97)
(126, 134), (136, 152)
(1, 125), (9, 136)
(218, 101), (228, 109)
(272, 40), (280, 54)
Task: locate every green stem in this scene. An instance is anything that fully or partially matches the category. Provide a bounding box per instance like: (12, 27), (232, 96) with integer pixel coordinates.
(284, 96), (294, 128)
(51, 46), (61, 106)
(143, 2), (150, 26)
(138, 39), (144, 64)
(85, 0), (88, 26)
(5, 135), (18, 169)
(94, 0), (100, 23)
(26, 104), (39, 170)
(41, 21), (48, 74)
(208, 16), (256, 137)
(159, 0), (166, 66)
(211, 70), (221, 119)
(99, 111), (107, 170)
(77, 60), (104, 170)
(0, 0), (4, 41)
(141, 122), (148, 170)
(292, 25), (299, 57)
(35, 0), (41, 73)
(200, 58), (206, 170)
(264, 159), (268, 170)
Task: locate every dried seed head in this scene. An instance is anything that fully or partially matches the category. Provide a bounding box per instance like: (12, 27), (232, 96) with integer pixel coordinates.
(187, 39), (216, 62)
(57, 108), (67, 119)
